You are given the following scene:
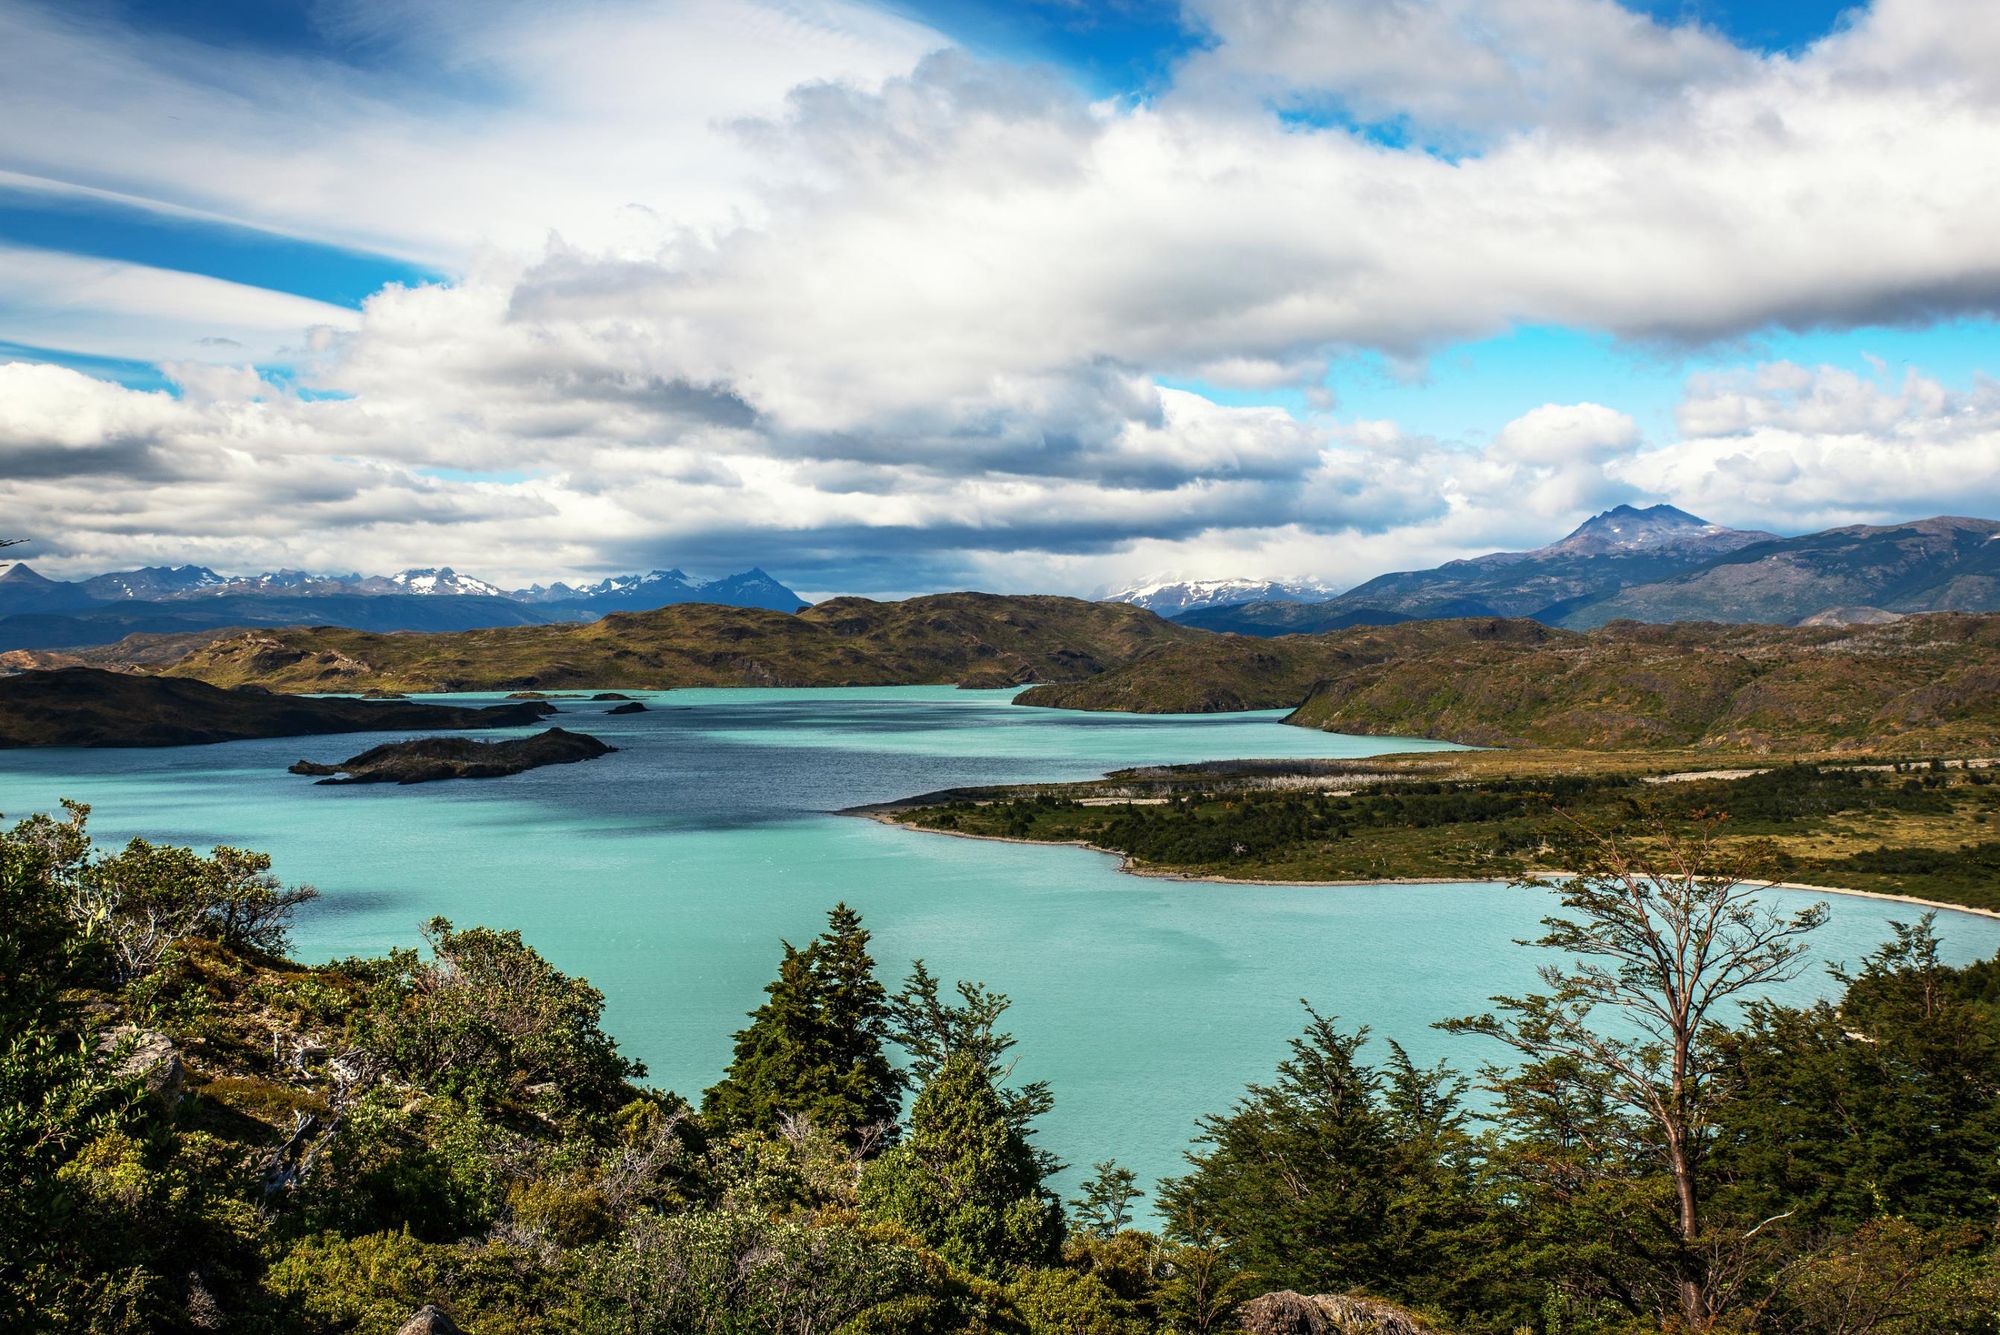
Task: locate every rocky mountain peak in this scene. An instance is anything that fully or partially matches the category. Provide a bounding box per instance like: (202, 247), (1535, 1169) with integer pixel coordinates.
(1542, 504), (1773, 558)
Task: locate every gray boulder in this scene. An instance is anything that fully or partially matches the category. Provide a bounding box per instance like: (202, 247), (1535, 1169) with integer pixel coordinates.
(396, 1305), (465, 1335)
(97, 1024), (184, 1100)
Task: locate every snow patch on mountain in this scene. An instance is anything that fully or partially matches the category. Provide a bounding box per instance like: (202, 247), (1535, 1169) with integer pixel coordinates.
(1107, 576), (1339, 615)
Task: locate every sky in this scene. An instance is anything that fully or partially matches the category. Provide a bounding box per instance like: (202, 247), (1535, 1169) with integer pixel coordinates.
(3, 0), (1999, 599)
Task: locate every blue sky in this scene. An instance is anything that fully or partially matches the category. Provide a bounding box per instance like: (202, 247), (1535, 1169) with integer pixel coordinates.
(2, 0), (1996, 593)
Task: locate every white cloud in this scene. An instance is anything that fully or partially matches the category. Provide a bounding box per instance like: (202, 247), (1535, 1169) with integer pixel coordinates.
(1620, 362), (2000, 529)
(0, 0), (941, 263)
(4, 0), (2000, 593)
(0, 245), (357, 364)
(1175, 0), (1749, 140)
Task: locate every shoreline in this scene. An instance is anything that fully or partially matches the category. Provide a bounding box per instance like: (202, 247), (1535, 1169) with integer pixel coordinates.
(862, 813), (2000, 922)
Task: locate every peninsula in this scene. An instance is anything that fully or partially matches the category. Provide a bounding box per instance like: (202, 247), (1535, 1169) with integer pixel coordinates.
(0, 667), (555, 748)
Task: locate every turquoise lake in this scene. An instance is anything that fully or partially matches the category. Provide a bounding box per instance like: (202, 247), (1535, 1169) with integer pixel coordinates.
(5, 684), (1999, 1205)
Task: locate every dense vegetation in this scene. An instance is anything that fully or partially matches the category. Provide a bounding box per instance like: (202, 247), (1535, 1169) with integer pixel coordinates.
(1017, 613), (2000, 753)
(11, 802), (2000, 1333)
(897, 760), (2000, 909)
(124, 594), (1200, 694)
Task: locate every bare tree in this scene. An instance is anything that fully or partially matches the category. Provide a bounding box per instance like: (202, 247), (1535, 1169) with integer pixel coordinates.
(1445, 816), (1827, 1331)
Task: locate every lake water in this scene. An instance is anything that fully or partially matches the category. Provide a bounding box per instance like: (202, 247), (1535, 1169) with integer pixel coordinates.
(5, 685), (1998, 1206)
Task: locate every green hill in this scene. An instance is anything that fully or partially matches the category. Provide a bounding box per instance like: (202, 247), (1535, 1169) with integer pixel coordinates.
(1023, 614), (2000, 754)
(1014, 618), (1567, 714)
(157, 593), (1201, 693)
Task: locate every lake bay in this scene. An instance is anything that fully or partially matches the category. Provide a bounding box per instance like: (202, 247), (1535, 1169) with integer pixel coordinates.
(4, 685), (1996, 1202)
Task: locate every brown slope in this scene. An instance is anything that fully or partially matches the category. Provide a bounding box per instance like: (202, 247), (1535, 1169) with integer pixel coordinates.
(156, 593), (1203, 693)
(1285, 615), (2000, 752)
(1021, 614), (2000, 755)
(1014, 618), (1569, 713)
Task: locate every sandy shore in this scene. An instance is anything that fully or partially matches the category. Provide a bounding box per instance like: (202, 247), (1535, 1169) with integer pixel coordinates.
(863, 813), (2000, 921)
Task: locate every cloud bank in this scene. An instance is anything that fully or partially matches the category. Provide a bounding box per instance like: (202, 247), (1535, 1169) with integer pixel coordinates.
(2, 0), (1999, 593)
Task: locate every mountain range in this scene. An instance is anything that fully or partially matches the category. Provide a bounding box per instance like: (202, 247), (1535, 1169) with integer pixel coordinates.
(1105, 576), (1338, 616)
(0, 562), (805, 651)
(1174, 507), (2000, 634)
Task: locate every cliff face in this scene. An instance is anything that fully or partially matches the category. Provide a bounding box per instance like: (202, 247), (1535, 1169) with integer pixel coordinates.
(0, 667), (554, 747)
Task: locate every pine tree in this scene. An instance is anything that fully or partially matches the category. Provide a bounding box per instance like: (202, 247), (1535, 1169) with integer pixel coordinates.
(702, 904), (901, 1145)
(858, 1047), (1064, 1278)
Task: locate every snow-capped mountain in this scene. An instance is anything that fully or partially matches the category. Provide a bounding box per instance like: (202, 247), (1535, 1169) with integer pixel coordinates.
(0, 560), (806, 619)
(1106, 576), (1339, 616)
(1534, 504), (1777, 561)
(515, 569), (702, 604)
(377, 567), (508, 597)
(80, 565), (227, 600)
(215, 570), (367, 596)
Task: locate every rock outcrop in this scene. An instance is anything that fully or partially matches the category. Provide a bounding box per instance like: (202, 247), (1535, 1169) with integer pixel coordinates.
(96, 1024), (185, 1100)
(396, 1305), (465, 1335)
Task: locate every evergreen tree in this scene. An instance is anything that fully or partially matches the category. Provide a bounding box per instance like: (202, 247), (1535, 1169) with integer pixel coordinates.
(1070, 1160), (1144, 1237)
(1713, 914), (2000, 1230)
(859, 1047), (1065, 1278)
(703, 904), (901, 1145)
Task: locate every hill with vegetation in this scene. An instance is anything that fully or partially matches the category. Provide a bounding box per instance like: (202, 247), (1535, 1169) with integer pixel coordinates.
(1564, 515), (2000, 626)
(12, 802), (2000, 1333)
(149, 593), (1201, 694)
(1019, 614), (2000, 754)
(1183, 512), (2000, 635)
(1016, 618), (1564, 714)
(0, 667), (554, 747)
(887, 756), (2000, 909)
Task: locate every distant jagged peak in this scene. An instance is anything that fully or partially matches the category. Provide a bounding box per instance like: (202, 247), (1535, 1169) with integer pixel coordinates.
(81, 565), (228, 599)
(383, 567), (506, 597)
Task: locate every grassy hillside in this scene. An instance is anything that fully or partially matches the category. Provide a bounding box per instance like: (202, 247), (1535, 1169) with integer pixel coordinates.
(1021, 614), (2000, 755)
(1015, 618), (1568, 713)
(157, 592), (1201, 693)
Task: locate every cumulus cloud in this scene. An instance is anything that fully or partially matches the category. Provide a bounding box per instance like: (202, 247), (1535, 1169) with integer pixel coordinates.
(1175, 0), (1749, 140)
(4, 0), (2000, 592)
(1620, 362), (2000, 528)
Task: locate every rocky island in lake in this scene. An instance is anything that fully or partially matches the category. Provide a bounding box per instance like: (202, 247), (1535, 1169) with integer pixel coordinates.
(289, 726), (616, 784)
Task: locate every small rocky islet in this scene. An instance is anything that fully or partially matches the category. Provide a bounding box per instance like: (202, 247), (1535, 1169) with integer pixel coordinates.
(289, 727), (616, 785)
